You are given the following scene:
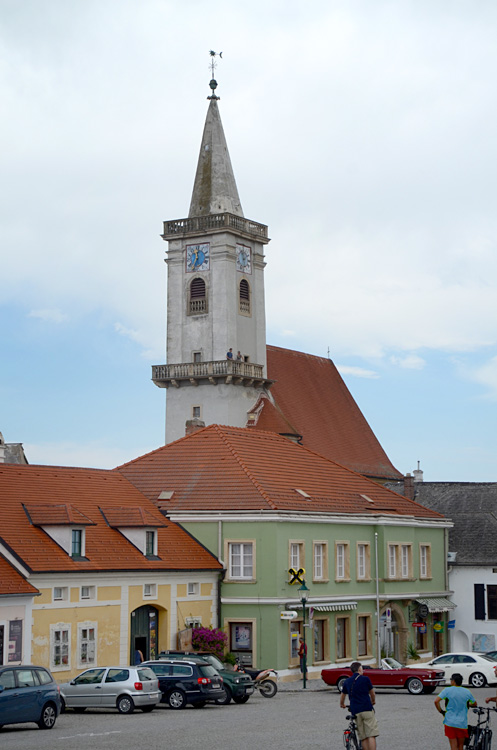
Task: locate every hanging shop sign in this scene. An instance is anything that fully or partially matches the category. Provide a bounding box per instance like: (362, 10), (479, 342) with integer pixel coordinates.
(448, 620), (456, 629)
(433, 622), (444, 632)
(412, 622), (425, 628)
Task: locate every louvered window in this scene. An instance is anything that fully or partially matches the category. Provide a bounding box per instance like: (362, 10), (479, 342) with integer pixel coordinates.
(239, 279), (250, 315)
(189, 277), (207, 314)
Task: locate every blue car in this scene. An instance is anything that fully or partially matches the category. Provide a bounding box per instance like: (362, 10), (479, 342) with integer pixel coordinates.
(0, 665), (61, 730)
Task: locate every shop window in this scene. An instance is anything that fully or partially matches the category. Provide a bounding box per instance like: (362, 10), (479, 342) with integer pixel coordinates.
(336, 616), (350, 659)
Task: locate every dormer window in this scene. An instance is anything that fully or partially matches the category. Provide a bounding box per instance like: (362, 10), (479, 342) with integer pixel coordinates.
(72, 529), (83, 557)
(146, 530), (156, 557)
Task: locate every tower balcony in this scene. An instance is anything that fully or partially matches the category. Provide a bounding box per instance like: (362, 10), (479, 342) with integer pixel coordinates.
(152, 360), (273, 389)
(162, 212), (270, 244)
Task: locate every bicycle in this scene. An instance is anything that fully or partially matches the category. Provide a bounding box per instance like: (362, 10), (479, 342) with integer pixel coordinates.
(466, 706), (497, 750)
(343, 710), (362, 750)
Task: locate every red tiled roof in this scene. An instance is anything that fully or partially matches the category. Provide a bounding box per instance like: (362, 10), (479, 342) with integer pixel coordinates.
(101, 506), (166, 528)
(0, 555), (39, 596)
(256, 346), (402, 480)
(116, 425), (442, 519)
(0, 464), (221, 574)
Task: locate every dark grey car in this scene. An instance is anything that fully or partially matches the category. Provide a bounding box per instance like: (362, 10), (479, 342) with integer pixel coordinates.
(0, 665), (61, 730)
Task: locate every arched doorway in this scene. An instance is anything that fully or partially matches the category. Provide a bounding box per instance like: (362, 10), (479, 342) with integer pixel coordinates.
(130, 605), (159, 664)
(379, 605), (408, 662)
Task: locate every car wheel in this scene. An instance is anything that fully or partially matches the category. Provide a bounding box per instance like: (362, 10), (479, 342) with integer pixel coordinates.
(167, 690), (187, 709)
(215, 686), (232, 705)
(141, 705), (155, 712)
(423, 686), (436, 694)
(117, 695), (135, 714)
(37, 702), (57, 730)
(259, 679), (278, 698)
(469, 672), (487, 688)
(337, 676), (348, 693)
(60, 697), (66, 713)
(73, 707), (86, 713)
(406, 677), (424, 695)
(233, 694), (250, 704)
(193, 701), (206, 708)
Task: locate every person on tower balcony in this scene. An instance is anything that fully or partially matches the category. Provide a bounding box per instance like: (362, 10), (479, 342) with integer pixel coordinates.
(226, 348), (233, 360)
(236, 351), (242, 361)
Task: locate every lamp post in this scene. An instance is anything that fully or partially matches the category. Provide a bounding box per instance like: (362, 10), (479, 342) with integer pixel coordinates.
(298, 581), (310, 689)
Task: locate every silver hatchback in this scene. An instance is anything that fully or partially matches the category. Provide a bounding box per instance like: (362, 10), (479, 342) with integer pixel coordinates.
(59, 666), (161, 714)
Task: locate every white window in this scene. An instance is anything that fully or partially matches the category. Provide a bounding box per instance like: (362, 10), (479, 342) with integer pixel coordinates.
(192, 406), (201, 419)
(229, 542), (253, 580)
(314, 544), (323, 579)
(81, 585), (95, 600)
(357, 545), (366, 580)
(185, 617), (202, 628)
(53, 586), (68, 601)
(388, 545), (397, 578)
(336, 544), (345, 579)
(401, 545), (410, 578)
(420, 545), (431, 578)
(187, 582), (199, 596)
(290, 543), (301, 570)
(51, 624), (71, 670)
(144, 583), (157, 598)
(78, 624), (96, 667)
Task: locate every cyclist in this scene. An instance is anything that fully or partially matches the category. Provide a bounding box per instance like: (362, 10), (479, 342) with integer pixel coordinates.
(434, 672), (477, 750)
(340, 661), (379, 750)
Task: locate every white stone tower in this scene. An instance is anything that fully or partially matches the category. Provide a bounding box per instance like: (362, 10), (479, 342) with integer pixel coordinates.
(152, 71), (271, 443)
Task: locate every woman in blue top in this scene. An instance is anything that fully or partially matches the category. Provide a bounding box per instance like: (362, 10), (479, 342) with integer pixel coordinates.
(434, 673), (477, 750)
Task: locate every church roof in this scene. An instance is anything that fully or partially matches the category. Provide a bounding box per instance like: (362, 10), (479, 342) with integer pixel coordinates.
(0, 464), (221, 574)
(116, 424), (441, 520)
(188, 98), (243, 218)
(253, 346), (402, 480)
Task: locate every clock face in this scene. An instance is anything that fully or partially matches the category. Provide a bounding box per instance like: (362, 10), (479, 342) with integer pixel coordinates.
(186, 243), (210, 272)
(236, 244), (252, 274)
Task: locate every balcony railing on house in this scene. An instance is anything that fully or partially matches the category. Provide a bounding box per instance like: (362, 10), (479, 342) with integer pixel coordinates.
(162, 212), (269, 243)
(152, 359), (272, 389)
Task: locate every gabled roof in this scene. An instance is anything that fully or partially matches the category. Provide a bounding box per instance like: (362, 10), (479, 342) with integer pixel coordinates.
(0, 555), (39, 597)
(0, 464), (221, 574)
(254, 346), (402, 480)
(116, 424), (442, 520)
(25, 504), (95, 526)
(397, 482), (497, 566)
(101, 506), (166, 528)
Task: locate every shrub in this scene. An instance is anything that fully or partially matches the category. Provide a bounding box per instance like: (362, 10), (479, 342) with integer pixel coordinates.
(192, 626), (228, 659)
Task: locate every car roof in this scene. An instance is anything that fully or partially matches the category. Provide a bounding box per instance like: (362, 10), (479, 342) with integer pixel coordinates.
(144, 658), (205, 665)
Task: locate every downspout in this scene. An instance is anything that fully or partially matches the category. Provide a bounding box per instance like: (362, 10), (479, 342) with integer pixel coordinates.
(217, 520), (225, 630)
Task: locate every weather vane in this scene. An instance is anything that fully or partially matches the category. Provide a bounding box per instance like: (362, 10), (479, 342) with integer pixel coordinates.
(208, 50), (222, 100)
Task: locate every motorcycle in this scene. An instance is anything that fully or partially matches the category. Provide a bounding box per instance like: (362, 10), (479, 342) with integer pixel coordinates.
(235, 661), (278, 698)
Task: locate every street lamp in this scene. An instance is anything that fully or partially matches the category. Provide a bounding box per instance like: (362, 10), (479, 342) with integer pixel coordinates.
(298, 581), (310, 689)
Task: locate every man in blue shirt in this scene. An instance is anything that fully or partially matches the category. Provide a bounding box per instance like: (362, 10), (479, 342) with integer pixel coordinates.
(435, 673), (477, 750)
(340, 661), (379, 750)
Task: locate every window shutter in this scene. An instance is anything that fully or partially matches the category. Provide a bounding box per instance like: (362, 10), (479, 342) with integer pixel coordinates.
(474, 583), (486, 620)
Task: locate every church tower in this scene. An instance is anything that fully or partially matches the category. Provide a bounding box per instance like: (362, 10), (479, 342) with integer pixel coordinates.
(152, 68), (271, 443)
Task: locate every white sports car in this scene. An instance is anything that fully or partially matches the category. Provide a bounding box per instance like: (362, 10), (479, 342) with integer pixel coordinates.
(406, 652), (497, 688)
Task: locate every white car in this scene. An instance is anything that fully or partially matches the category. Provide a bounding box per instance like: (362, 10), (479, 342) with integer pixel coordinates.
(406, 652), (497, 688)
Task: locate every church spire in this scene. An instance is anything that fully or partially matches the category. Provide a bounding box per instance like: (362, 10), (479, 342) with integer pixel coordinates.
(188, 57), (243, 218)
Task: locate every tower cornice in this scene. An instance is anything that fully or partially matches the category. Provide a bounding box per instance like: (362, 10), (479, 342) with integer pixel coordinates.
(162, 211), (270, 244)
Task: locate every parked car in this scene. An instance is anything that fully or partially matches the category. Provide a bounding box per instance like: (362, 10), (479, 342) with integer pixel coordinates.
(484, 651), (497, 661)
(59, 666), (161, 714)
(143, 658), (225, 709)
(157, 651), (254, 704)
(0, 665), (61, 730)
(321, 657), (445, 695)
(405, 652), (497, 688)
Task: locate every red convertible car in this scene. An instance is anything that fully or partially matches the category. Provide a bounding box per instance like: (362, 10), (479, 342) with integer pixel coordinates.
(321, 658), (445, 695)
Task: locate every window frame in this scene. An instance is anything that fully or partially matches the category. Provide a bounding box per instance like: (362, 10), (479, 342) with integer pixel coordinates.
(53, 586), (68, 602)
(357, 614), (372, 658)
(77, 623), (97, 669)
(50, 623), (71, 671)
(238, 278), (251, 316)
(335, 541), (350, 582)
(419, 544), (432, 579)
(289, 540), (305, 572)
(336, 615), (351, 660)
(80, 585), (96, 601)
(188, 276), (208, 316)
(145, 530), (156, 557)
(356, 542), (371, 581)
(71, 528), (84, 558)
(187, 582), (200, 596)
(225, 540), (256, 582)
(312, 541), (329, 582)
(143, 583), (157, 599)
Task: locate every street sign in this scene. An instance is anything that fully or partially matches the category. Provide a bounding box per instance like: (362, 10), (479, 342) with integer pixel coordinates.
(281, 611), (298, 620)
(385, 608), (392, 625)
(448, 620), (455, 629)
(412, 622), (425, 628)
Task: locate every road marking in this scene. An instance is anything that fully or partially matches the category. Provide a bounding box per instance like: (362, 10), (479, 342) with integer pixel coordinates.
(58, 730), (122, 739)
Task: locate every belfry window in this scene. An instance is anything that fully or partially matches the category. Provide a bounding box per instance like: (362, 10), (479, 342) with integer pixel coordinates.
(189, 277), (207, 315)
(239, 279), (251, 315)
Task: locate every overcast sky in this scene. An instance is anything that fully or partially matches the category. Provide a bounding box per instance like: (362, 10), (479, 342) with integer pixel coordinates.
(1, 0), (496, 481)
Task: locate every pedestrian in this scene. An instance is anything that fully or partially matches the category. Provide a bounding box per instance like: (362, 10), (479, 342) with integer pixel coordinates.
(485, 666), (497, 704)
(134, 647), (144, 665)
(298, 637), (307, 676)
(226, 348), (233, 360)
(340, 661), (379, 750)
(435, 673), (477, 750)
(236, 351), (242, 361)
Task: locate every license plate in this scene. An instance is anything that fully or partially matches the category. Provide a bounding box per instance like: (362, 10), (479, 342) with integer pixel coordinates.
(246, 687), (255, 694)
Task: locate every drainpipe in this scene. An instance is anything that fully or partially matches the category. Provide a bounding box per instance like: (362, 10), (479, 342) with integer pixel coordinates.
(375, 532), (381, 666)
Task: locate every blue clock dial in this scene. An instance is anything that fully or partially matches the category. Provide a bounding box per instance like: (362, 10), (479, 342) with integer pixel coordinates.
(186, 243), (210, 272)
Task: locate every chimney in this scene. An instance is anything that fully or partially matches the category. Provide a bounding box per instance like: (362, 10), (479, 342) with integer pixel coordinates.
(413, 460), (424, 483)
(185, 418), (205, 436)
(0, 432), (5, 463)
(404, 473), (414, 500)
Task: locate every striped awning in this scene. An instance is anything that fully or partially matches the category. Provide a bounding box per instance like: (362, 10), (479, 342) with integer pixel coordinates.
(416, 597), (456, 612)
(293, 601), (357, 612)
